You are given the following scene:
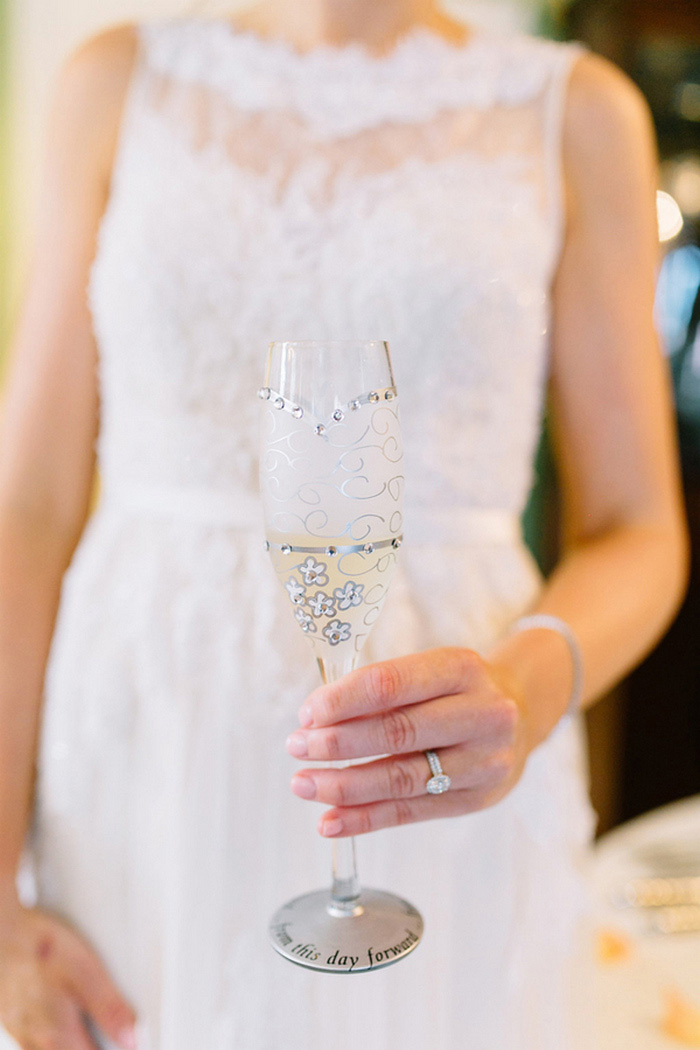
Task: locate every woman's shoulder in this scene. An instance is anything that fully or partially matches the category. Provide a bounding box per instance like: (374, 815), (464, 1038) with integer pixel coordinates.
(564, 49), (654, 152)
(562, 49), (656, 197)
(557, 49), (658, 271)
(62, 23), (139, 95)
(53, 25), (139, 173)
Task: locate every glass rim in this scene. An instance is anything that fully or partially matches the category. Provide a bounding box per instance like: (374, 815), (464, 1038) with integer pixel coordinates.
(268, 339), (390, 350)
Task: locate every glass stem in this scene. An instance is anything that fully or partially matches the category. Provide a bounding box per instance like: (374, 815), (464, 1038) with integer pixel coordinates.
(318, 657), (361, 913)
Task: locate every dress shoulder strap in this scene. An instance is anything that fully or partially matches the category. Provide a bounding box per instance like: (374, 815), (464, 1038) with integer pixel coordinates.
(102, 20), (195, 197)
(541, 40), (587, 262)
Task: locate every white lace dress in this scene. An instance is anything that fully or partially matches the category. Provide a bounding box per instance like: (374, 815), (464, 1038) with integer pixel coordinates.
(22, 18), (597, 1050)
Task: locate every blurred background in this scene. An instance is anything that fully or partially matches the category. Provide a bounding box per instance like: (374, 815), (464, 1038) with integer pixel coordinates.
(0, 0), (699, 836)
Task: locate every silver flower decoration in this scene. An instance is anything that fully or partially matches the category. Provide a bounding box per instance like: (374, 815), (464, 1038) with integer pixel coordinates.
(285, 577), (306, 606)
(295, 608), (317, 634)
(333, 581), (364, 611)
(299, 557), (329, 587)
(323, 620), (352, 646)
(308, 592), (336, 618)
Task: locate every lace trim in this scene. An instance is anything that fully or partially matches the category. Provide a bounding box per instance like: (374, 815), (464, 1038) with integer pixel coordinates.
(138, 18), (581, 139)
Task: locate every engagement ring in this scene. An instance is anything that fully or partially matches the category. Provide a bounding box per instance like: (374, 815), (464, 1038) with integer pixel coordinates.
(424, 750), (451, 795)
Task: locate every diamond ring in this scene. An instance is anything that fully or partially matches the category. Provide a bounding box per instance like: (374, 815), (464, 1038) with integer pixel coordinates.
(424, 750), (451, 795)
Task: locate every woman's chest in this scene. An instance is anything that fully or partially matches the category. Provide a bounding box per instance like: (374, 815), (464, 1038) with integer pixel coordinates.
(89, 113), (556, 438)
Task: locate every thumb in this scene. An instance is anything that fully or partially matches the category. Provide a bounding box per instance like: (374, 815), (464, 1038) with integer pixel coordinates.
(62, 935), (139, 1050)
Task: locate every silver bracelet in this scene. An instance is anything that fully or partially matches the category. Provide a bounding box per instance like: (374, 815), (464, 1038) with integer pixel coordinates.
(508, 614), (584, 719)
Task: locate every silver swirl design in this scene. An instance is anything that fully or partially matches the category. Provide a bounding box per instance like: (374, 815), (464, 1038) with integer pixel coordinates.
(260, 390), (404, 657)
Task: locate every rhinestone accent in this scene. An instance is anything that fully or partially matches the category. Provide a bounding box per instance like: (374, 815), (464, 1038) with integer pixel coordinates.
(314, 424), (326, 437)
(392, 537), (402, 549)
(266, 534), (402, 556)
(426, 774), (451, 795)
(262, 387), (397, 422)
(264, 540), (270, 551)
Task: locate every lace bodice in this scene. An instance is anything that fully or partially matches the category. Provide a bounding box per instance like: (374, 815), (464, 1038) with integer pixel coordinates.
(88, 17), (583, 521)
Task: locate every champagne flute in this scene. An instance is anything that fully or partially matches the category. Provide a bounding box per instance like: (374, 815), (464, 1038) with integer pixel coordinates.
(258, 340), (423, 973)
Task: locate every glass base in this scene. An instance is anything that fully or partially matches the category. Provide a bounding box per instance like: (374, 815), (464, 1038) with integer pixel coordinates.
(269, 887), (424, 973)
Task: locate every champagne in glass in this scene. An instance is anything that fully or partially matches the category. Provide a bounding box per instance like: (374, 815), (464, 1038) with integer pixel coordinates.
(259, 340), (423, 973)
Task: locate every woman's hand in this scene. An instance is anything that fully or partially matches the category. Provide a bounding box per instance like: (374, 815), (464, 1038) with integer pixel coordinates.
(0, 897), (137, 1050)
(286, 647), (561, 838)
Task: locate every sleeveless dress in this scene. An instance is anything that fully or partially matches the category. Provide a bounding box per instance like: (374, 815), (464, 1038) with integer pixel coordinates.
(19, 18), (598, 1050)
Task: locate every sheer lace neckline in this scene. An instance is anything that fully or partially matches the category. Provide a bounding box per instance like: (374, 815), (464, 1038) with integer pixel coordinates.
(211, 18), (479, 66)
(141, 18), (577, 140)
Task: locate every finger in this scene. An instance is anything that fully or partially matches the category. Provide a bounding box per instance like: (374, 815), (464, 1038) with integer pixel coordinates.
(300, 647), (486, 727)
(287, 693), (517, 762)
(316, 787), (494, 838)
(57, 1000), (101, 1050)
(14, 993), (97, 1050)
(292, 744), (512, 808)
(58, 932), (137, 1050)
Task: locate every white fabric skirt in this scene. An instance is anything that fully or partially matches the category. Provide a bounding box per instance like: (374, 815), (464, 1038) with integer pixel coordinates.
(10, 503), (597, 1050)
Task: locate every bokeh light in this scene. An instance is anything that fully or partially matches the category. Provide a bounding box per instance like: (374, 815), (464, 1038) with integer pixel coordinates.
(657, 190), (685, 243)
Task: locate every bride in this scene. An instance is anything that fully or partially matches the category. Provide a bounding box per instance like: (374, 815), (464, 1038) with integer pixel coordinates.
(0, 1), (688, 1048)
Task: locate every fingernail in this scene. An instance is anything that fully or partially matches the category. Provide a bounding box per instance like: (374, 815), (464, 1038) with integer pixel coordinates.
(298, 704), (314, 727)
(117, 1027), (138, 1050)
(291, 774), (317, 800)
(321, 817), (344, 837)
(286, 732), (308, 758)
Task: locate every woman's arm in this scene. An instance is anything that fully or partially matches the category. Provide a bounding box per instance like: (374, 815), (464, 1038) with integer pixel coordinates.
(0, 23), (135, 899)
(0, 26), (140, 1050)
(285, 53), (689, 837)
(482, 51), (689, 748)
